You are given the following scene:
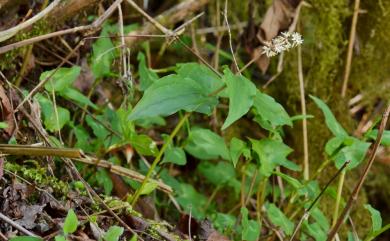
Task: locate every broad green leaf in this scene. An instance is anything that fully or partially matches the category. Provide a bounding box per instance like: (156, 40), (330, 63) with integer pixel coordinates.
(325, 136), (345, 156)
(212, 213), (236, 232)
(129, 134), (158, 156)
(176, 183), (208, 219)
(62, 88), (98, 110)
(221, 69), (256, 129)
(0, 122), (8, 129)
(91, 25), (116, 78)
(42, 66), (81, 92)
(162, 147), (187, 165)
(273, 171), (303, 189)
(198, 161), (236, 186)
(54, 236), (66, 241)
(37, 94), (70, 132)
(365, 129), (390, 146)
(364, 204), (382, 232)
(129, 75), (218, 120)
(303, 221), (327, 241)
(85, 115), (109, 140)
(63, 209), (78, 235)
(266, 203), (294, 235)
(73, 124), (92, 151)
(134, 116), (166, 128)
(253, 91), (292, 128)
(139, 181), (158, 195)
(96, 169), (113, 195)
(9, 237), (43, 241)
(137, 52), (159, 91)
(229, 137), (246, 167)
(129, 234), (138, 241)
(251, 138), (299, 177)
(176, 63), (223, 94)
(185, 128), (230, 160)
(311, 207), (330, 231)
(103, 226), (124, 241)
(333, 137), (370, 170)
(310, 95), (348, 137)
(241, 207), (260, 241)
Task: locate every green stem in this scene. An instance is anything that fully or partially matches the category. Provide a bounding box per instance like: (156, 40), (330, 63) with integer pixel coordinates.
(256, 178), (267, 224)
(332, 170), (346, 227)
(131, 112), (190, 206)
(204, 186), (221, 211)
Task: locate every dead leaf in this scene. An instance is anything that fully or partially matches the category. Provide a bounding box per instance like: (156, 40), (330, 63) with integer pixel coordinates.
(244, 0), (301, 73)
(15, 204), (45, 229)
(0, 83), (15, 138)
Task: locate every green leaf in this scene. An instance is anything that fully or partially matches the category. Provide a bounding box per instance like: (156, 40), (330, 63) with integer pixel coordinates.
(311, 207), (330, 231)
(303, 221), (327, 241)
(137, 52), (159, 91)
(251, 138), (299, 177)
(37, 94), (70, 132)
(63, 209), (78, 235)
(0, 122), (8, 129)
(176, 63), (223, 94)
(162, 147), (187, 165)
(212, 213), (236, 232)
(310, 95), (348, 137)
(91, 25), (116, 78)
(103, 226), (124, 241)
(273, 171), (303, 189)
(365, 129), (390, 146)
(229, 137), (247, 167)
(86, 115), (109, 140)
(185, 128), (230, 160)
(253, 91), (292, 128)
(139, 181), (158, 195)
(198, 161), (237, 186)
(129, 75), (218, 121)
(221, 69), (257, 129)
(62, 88), (98, 110)
(96, 169), (113, 195)
(9, 237), (43, 241)
(129, 134), (158, 156)
(176, 183), (208, 219)
(333, 137), (370, 170)
(54, 236), (66, 241)
(241, 207), (260, 241)
(266, 203), (294, 235)
(42, 66), (81, 92)
(325, 136), (345, 156)
(364, 204), (382, 232)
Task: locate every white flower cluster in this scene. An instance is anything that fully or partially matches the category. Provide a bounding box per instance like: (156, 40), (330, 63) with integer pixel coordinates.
(262, 32), (303, 57)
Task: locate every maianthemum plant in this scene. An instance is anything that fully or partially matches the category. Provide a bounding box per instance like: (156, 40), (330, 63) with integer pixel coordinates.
(10, 26), (390, 241)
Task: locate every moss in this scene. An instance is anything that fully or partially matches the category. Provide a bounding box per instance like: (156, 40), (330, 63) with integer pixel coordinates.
(349, 0), (390, 108)
(5, 161), (69, 195)
(0, 19), (52, 71)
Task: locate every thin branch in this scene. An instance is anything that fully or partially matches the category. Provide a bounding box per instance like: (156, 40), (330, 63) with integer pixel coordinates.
(297, 43), (309, 180)
(0, 0), (61, 42)
(0, 0), (123, 55)
(341, 0), (361, 97)
(0, 212), (40, 237)
(223, 0), (240, 73)
(326, 105), (390, 241)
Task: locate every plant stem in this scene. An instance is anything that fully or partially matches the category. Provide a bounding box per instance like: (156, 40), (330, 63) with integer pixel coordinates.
(332, 170), (346, 227)
(256, 178), (267, 224)
(131, 112), (190, 206)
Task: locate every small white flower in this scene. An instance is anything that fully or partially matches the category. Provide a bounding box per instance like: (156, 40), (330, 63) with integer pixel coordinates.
(292, 32), (303, 45)
(262, 31), (303, 57)
(281, 31), (291, 37)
